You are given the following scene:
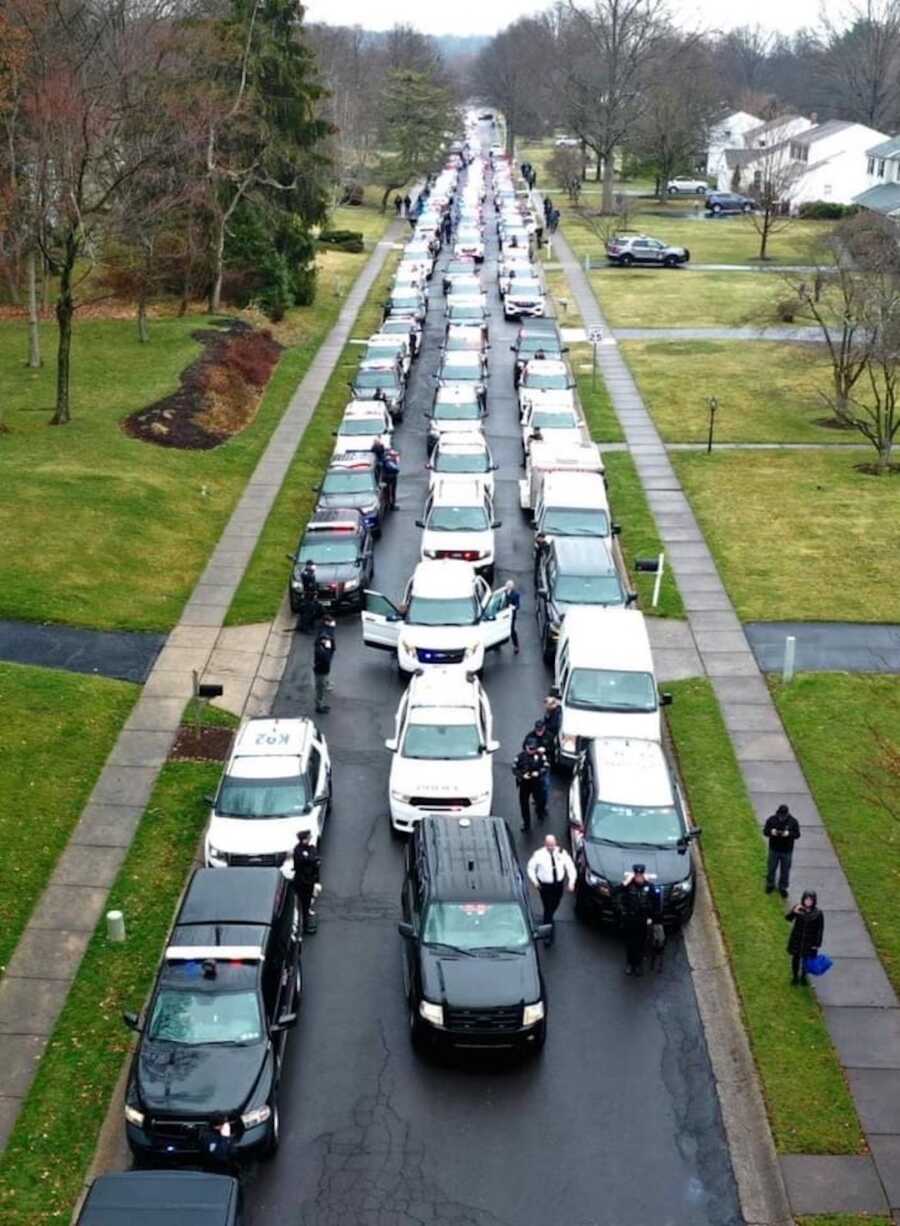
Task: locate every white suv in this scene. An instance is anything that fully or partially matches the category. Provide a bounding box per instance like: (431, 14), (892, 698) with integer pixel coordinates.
(417, 479), (499, 581)
(386, 670), (498, 833)
(204, 717), (332, 866)
(428, 432), (496, 498)
(361, 560), (512, 674)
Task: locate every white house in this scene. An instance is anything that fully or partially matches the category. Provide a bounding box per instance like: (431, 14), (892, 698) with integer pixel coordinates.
(715, 114), (814, 193)
(705, 110), (761, 179)
(853, 135), (900, 218)
(718, 118), (889, 212)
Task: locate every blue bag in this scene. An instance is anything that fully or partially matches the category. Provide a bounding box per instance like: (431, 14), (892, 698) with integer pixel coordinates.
(804, 953), (833, 976)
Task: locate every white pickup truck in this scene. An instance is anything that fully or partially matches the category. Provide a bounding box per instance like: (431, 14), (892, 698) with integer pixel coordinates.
(519, 440), (605, 514)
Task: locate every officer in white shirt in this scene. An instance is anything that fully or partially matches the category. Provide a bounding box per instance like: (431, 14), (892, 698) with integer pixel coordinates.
(527, 834), (576, 944)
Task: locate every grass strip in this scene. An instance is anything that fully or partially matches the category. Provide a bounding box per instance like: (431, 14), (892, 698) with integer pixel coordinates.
(0, 756), (220, 1224)
(666, 677), (864, 1154)
(572, 342), (624, 443)
(603, 453), (685, 619)
(798, 1217), (894, 1226)
(0, 663), (138, 971)
(224, 249), (402, 626)
(772, 673), (900, 995)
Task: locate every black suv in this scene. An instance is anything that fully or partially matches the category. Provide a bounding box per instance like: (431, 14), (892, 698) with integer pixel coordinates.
(398, 815), (548, 1056)
(535, 537), (636, 661)
(350, 362), (406, 421)
(76, 1172), (242, 1226)
(288, 508), (373, 613)
(568, 737), (700, 926)
(510, 325), (565, 385)
(315, 455), (387, 536)
(705, 192), (754, 215)
(123, 868), (299, 1163)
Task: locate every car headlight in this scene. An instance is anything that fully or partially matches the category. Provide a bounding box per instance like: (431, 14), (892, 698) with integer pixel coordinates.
(124, 1104), (145, 1127)
(241, 1104), (272, 1129)
(522, 1002), (545, 1026)
(471, 790), (491, 804)
(464, 641), (481, 657)
(560, 734), (577, 754)
(399, 639), (416, 657)
(585, 869), (611, 894)
(390, 790), (412, 803)
(419, 1000), (444, 1027)
(423, 549), (438, 559)
(206, 844), (228, 863)
(344, 578), (359, 592)
(672, 877), (693, 897)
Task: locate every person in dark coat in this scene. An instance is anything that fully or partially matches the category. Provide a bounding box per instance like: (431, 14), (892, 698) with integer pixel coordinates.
(503, 579), (521, 653)
(403, 194), (412, 216)
(394, 194), (402, 215)
(533, 532), (549, 589)
(298, 561), (320, 634)
(525, 721), (552, 807)
(441, 211), (453, 243)
(292, 829), (321, 933)
(370, 435), (386, 479)
(313, 616), (336, 713)
(543, 692), (562, 767)
(618, 864), (655, 976)
(382, 447), (400, 510)
(764, 802), (801, 897)
(513, 742), (548, 832)
(786, 890), (824, 985)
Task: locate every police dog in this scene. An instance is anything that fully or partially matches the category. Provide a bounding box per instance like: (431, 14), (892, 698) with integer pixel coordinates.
(648, 922), (667, 973)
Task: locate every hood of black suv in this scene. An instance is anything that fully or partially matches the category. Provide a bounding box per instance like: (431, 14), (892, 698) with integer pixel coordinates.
(135, 1040), (269, 1118)
(584, 842), (693, 889)
(420, 946), (541, 1008)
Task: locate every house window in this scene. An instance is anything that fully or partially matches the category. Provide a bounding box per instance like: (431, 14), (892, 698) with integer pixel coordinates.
(790, 142), (808, 163)
(823, 184), (832, 197)
(867, 157), (875, 175)
(878, 160), (886, 178)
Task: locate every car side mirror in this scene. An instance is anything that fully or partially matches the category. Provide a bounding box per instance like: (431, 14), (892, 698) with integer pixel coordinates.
(285, 553), (296, 564)
(535, 924), (553, 942)
(562, 346), (570, 353)
(123, 1011), (142, 1033)
(660, 692), (673, 706)
(397, 921), (415, 939)
(487, 739), (500, 752)
(490, 463), (498, 471)
(331, 430), (337, 436)
(492, 520), (502, 529)
(626, 591), (638, 606)
(385, 737), (398, 752)
(537, 585), (549, 597)
(204, 794), (216, 805)
(272, 1011), (298, 1031)
(414, 519), (425, 528)
(611, 523), (621, 535)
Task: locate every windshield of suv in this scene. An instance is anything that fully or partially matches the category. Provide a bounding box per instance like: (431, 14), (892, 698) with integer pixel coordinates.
(322, 470), (374, 494)
(298, 538), (359, 564)
(407, 595), (478, 626)
(519, 339), (561, 357)
(148, 988), (262, 1045)
(365, 346), (400, 364)
(554, 573), (623, 604)
(446, 333), (482, 351)
(525, 371), (569, 390)
(532, 410), (577, 429)
(402, 722), (481, 759)
(588, 801), (683, 846)
(509, 281), (541, 296)
(390, 294), (421, 308)
(441, 362), (480, 381)
(436, 450), (489, 473)
(542, 508), (609, 536)
(355, 371), (398, 390)
(566, 668), (657, 712)
(338, 418), (381, 436)
(428, 505), (489, 531)
(448, 305), (483, 320)
(216, 774), (309, 817)
(434, 401), (480, 420)
(423, 902), (530, 950)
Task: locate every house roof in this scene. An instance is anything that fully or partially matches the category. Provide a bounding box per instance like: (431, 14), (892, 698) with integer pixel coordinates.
(725, 140), (789, 169)
(745, 114), (806, 145)
(792, 120), (853, 144)
(853, 182), (900, 215)
(866, 135), (900, 159)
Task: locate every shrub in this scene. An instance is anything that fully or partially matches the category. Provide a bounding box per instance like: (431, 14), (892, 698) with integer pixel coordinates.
(220, 331), (283, 388)
(318, 228), (365, 253)
(797, 201), (859, 220)
(776, 297), (801, 322)
(340, 183), (365, 206)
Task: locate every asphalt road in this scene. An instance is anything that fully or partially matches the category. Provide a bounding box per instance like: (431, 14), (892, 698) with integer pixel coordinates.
(246, 141), (741, 1226)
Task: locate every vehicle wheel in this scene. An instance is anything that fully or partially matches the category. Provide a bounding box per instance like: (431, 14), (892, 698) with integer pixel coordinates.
(742, 203), (752, 213)
(532, 1020), (547, 1054)
(712, 204), (722, 214)
(262, 1102), (280, 1158)
(698, 186), (707, 195)
(667, 187), (677, 195)
(620, 253), (634, 266)
(663, 255), (677, 268)
(408, 996), (426, 1053)
(574, 883), (591, 922)
(541, 627), (554, 664)
(289, 592), (301, 614)
(680, 897), (696, 926)
(483, 565), (495, 585)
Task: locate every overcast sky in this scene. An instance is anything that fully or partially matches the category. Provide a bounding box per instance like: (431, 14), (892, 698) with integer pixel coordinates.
(303, 0), (824, 38)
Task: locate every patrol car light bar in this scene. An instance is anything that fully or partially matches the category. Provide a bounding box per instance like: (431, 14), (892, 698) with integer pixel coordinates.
(165, 945), (265, 962)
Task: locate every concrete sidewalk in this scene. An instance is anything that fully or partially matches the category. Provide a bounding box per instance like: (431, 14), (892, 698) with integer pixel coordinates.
(556, 224), (900, 1221)
(0, 223), (404, 1153)
(614, 325), (823, 342)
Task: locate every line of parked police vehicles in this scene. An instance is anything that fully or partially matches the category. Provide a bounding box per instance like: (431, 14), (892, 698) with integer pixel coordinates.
(82, 115), (701, 1224)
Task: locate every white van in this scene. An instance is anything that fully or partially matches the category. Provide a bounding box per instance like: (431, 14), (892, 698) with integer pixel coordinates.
(534, 471), (618, 541)
(361, 560), (512, 674)
(553, 607), (671, 765)
(519, 440), (605, 513)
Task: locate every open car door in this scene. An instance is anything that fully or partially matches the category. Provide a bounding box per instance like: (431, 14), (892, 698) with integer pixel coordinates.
(480, 586), (512, 650)
(361, 591), (403, 651)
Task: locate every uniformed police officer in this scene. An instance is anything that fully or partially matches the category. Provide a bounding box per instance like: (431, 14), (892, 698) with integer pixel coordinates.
(618, 864), (655, 976)
(292, 829), (321, 934)
(298, 561), (319, 634)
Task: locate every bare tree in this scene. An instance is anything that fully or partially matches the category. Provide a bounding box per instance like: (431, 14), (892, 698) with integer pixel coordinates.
(821, 0), (900, 129)
(548, 146), (584, 202)
(729, 122), (803, 259)
(471, 18), (553, 156)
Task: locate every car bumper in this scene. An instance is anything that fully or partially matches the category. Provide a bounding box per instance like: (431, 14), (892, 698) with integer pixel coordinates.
(504, 301), (545, 318)
(126, 1118), (271, 1163)
(577, 878), (694, 925)
(420, 1018), (544, 1052)
(390, 794), (492, 833)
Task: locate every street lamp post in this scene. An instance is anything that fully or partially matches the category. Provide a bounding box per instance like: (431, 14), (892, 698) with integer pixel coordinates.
(706, 396), (719, 455)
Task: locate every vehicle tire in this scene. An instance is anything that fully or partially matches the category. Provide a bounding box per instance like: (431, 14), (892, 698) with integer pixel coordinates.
(620, 253), (634, 266)
(712, 203), (722, 214)
(663, 255), (678, 268)
(262, 1102), (280, 1158)
(742, 203), (753, 213)
(532, 1020), (547, 1054)
(698, 186), (707, 195)
(289, 591), (301, 614)
(408, 996), (426, 1053)
(574, 882), (591, 922)
(680, 897), (696, 926)
(541, 626), (554, 664)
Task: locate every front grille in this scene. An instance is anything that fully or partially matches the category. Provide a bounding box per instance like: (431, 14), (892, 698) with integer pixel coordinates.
(446, 1004), (523, 1033)
(416, 648), (465, 664)
(409, 796), (471, 810)
(150, 1118), (202, 1148)
(227, 851), (285, 867)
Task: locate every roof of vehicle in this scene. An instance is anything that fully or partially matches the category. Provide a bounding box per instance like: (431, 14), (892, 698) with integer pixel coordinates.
(327, 453), (377, 471)
(435, 384), (481, 404)
(430, 478), (487, 506)
(389, 287), (424, 299)
(77, 1171), (239, 1226)
(441, 351), (483, 368)
(445, 294), (485, 307)
(523, 358), (568, 376)
(411, 559), (479, 597)
(306, 507), (365, 533)
(519, 319), (560, 338)
(560, 606), (653, 670)
(178, 867), (284, 929)
(232, 717), (310, 760)
(436, 433), (489, 452)
(528, 440), (602, 469)
(541, 469), (609, 505)
(340, 403), (389, 421)
(589, 737), (674, 808)
(550, 536), (617, 575)
(446, 323), (485, 340)
(418, 815), (521, 903)
(382, 316), (420, 332)
(407, 668), (480, 712)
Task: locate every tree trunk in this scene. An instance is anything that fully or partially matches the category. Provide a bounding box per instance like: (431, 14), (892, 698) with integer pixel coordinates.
(52, 248), (75, 426)
(137, 294), (149, 343)
(758, 213), (770, 261)
(875, 439), (893, 474)
(580, 139), (588, 181)
(41, 255), (51, 312)
(601, 154), (615, 213)
(25, 248), (41, 369)
(210, 215), (226, 313)
(595, 154), (603, 183)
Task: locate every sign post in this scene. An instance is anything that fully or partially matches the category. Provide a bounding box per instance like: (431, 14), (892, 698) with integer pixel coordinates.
(587, 325), (604, 390)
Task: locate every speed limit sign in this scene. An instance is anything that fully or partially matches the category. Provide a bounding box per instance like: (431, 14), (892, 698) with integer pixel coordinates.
(587, 325), (604, 344)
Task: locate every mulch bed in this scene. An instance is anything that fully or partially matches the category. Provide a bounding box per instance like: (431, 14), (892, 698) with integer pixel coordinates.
(168, 724), (234, 763)
(122, 318), (282, 450)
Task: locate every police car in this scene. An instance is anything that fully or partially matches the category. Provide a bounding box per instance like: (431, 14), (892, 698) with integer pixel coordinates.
(428, 432), (496, 498)
(386, 670), (498, 833)
(417, 479), (500, 581)
(204, 717), (331, 866)
(332, 402), (392, 456)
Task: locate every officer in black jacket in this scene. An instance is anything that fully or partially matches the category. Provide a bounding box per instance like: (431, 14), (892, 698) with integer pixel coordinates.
(313, 616), (336, 713)
(292, 829), (321, 933)
(513, 742), (549, 833)
(618, 864), (655, 976)
(298, 561), (319, 634)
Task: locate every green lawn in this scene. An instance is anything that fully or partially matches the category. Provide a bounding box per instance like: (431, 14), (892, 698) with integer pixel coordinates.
(773, 674), (900, 994)
(624, 341), (851, 444)
(798, 1218), (894, 1226)
(0, 758), (218, 1224)
(605, 454), (684, 618)
(0, 663), (137, 970)
(572, 342), (624, 443)
(564, 205), (833, 267)
(591, 268), (787, 328)
(674, 450), (900, 622)
(667, 678), (864, 1154)
(0, 225), (391, 633)
(224, 250), (402, 625)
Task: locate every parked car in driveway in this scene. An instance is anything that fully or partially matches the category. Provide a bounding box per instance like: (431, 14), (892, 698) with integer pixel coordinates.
(705, 192), (755, 215)
(605, 233), (689, 267)
(666, 177), (708, 195)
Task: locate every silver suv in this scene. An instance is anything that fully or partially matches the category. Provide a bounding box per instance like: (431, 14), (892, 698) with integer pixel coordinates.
(605, 233), (689, 268)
